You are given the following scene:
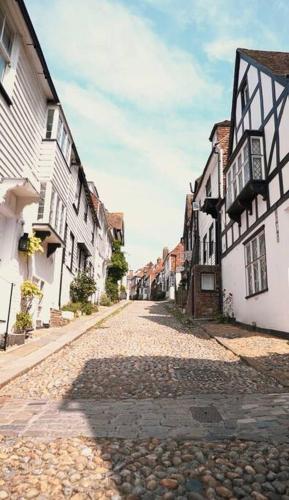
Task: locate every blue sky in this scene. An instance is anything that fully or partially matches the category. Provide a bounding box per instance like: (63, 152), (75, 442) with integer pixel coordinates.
(26, 0), (288, 270)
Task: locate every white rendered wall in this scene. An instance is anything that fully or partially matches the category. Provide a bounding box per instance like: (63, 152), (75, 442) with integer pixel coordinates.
(223, 206), (289, 333)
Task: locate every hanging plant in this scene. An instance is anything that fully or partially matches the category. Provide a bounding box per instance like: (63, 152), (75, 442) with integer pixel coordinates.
(27, 233), (44, 256)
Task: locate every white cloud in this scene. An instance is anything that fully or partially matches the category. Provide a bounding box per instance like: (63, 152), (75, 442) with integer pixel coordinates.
(85, 168), (184, 269)
(34, 0), (221, 110)
(57, 80), (208, 190)
(204, 38), (253, 63)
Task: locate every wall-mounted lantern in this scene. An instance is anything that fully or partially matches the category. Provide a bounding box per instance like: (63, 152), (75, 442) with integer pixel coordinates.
(18, 233), (29, 252)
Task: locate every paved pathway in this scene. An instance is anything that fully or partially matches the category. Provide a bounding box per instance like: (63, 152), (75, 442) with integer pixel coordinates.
(1, 301), (289, 499)
(1, 393), (289, 443)
(202, 321), (289, 388)
(0, 301), (128, 389)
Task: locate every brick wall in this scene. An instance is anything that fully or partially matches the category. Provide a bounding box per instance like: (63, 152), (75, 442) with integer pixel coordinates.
(192, 265), (221, 319)
(50, 309), (68, 328)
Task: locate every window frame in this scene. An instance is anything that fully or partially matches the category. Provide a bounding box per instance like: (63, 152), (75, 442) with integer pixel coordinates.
(201, 272), (215, 291)
(226, 136), (264, 209)
(205, 176), (212, 198)
(68, 232), (75, 271)
(244, 227), (268, 299)
(240, 78), (249, 112)
(209, 223), (214, 257)
(73, 175), (82, 213)
(0, 7), (13, 82)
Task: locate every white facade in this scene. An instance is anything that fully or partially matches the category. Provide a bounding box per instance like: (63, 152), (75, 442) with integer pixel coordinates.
(89, 183), (113, 302)
(0, 1), (114, 336)
(222, 49), (289, 333)
(0, 0), (58, 333)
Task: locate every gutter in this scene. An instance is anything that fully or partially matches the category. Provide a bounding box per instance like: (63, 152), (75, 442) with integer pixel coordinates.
(15, 0), (59, 103)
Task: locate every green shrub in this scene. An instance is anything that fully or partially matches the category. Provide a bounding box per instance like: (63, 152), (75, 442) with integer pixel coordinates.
(62, 302), (82, 315)
(80, 302), (93, 315)
(100, 293), (112, 307)
(105, 277), (119, 303)
(70, 272), (97, 303)
(15, 312), (33, 333)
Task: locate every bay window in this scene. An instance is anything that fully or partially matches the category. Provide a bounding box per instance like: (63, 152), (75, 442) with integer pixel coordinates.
(225, 131), (267, 222)
(244, 229), (267, 297)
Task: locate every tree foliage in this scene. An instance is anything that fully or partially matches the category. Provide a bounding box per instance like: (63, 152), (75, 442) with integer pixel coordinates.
(108, 241), (128, 281)
(105, 241), (128, 302)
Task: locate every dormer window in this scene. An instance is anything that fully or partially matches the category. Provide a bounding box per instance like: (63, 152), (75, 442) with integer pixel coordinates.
(0, 7), (13, 82)
(241, 79), (249, 111)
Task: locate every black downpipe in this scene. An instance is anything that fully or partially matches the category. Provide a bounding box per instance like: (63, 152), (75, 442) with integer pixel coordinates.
(58, 247), (65, 309)
(215, 147), (223, 315)
(4, 283), (15, 351)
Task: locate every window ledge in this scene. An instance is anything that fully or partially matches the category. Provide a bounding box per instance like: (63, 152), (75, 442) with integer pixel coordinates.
(0, 83), (12, 106)
(245, 288), (268, 300)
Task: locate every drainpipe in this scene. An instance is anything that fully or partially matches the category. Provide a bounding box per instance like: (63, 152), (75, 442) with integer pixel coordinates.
(213, 144), (223, 315)
(58, 246), (65, 309)
(3, 282), (15, 351)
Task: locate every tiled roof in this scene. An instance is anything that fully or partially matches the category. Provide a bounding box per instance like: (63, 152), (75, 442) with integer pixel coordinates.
(107, 212), (124, 231)
(239, 48), (289, 77)
(91, 193), (101, 212)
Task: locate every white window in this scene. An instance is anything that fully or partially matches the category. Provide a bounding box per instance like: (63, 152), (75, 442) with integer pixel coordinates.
(0, 7), (13, 82)
(245, 229), (267, 297)
(49, 189), (57, 226)
(201, 273), (215, 291)
(60, 205), (66, 239)
(46, 109), (55, 139)
(37, 183), (47, 221)
(74, 176), (82, 210)
(56, 114), (71, 163)
(251, 137), (264, 180)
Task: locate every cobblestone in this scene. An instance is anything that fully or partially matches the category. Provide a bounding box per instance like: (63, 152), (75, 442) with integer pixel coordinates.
(0, 301), (288, 499)
(0, 302), (283, 399)
(1, 435), (289, 499)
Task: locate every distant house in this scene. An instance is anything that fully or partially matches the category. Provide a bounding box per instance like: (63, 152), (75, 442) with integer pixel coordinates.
(162, 241), (184, 300)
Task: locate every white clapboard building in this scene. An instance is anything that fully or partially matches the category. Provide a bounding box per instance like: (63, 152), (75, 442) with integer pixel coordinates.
(221, 48), (289, 334)
(0, 0), (115, 336)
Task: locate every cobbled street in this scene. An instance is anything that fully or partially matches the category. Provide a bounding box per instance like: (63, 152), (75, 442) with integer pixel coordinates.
(1, 302), (289, 500)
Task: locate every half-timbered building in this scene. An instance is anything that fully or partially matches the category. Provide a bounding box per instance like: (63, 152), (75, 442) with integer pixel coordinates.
(221, 48), (289, 333)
